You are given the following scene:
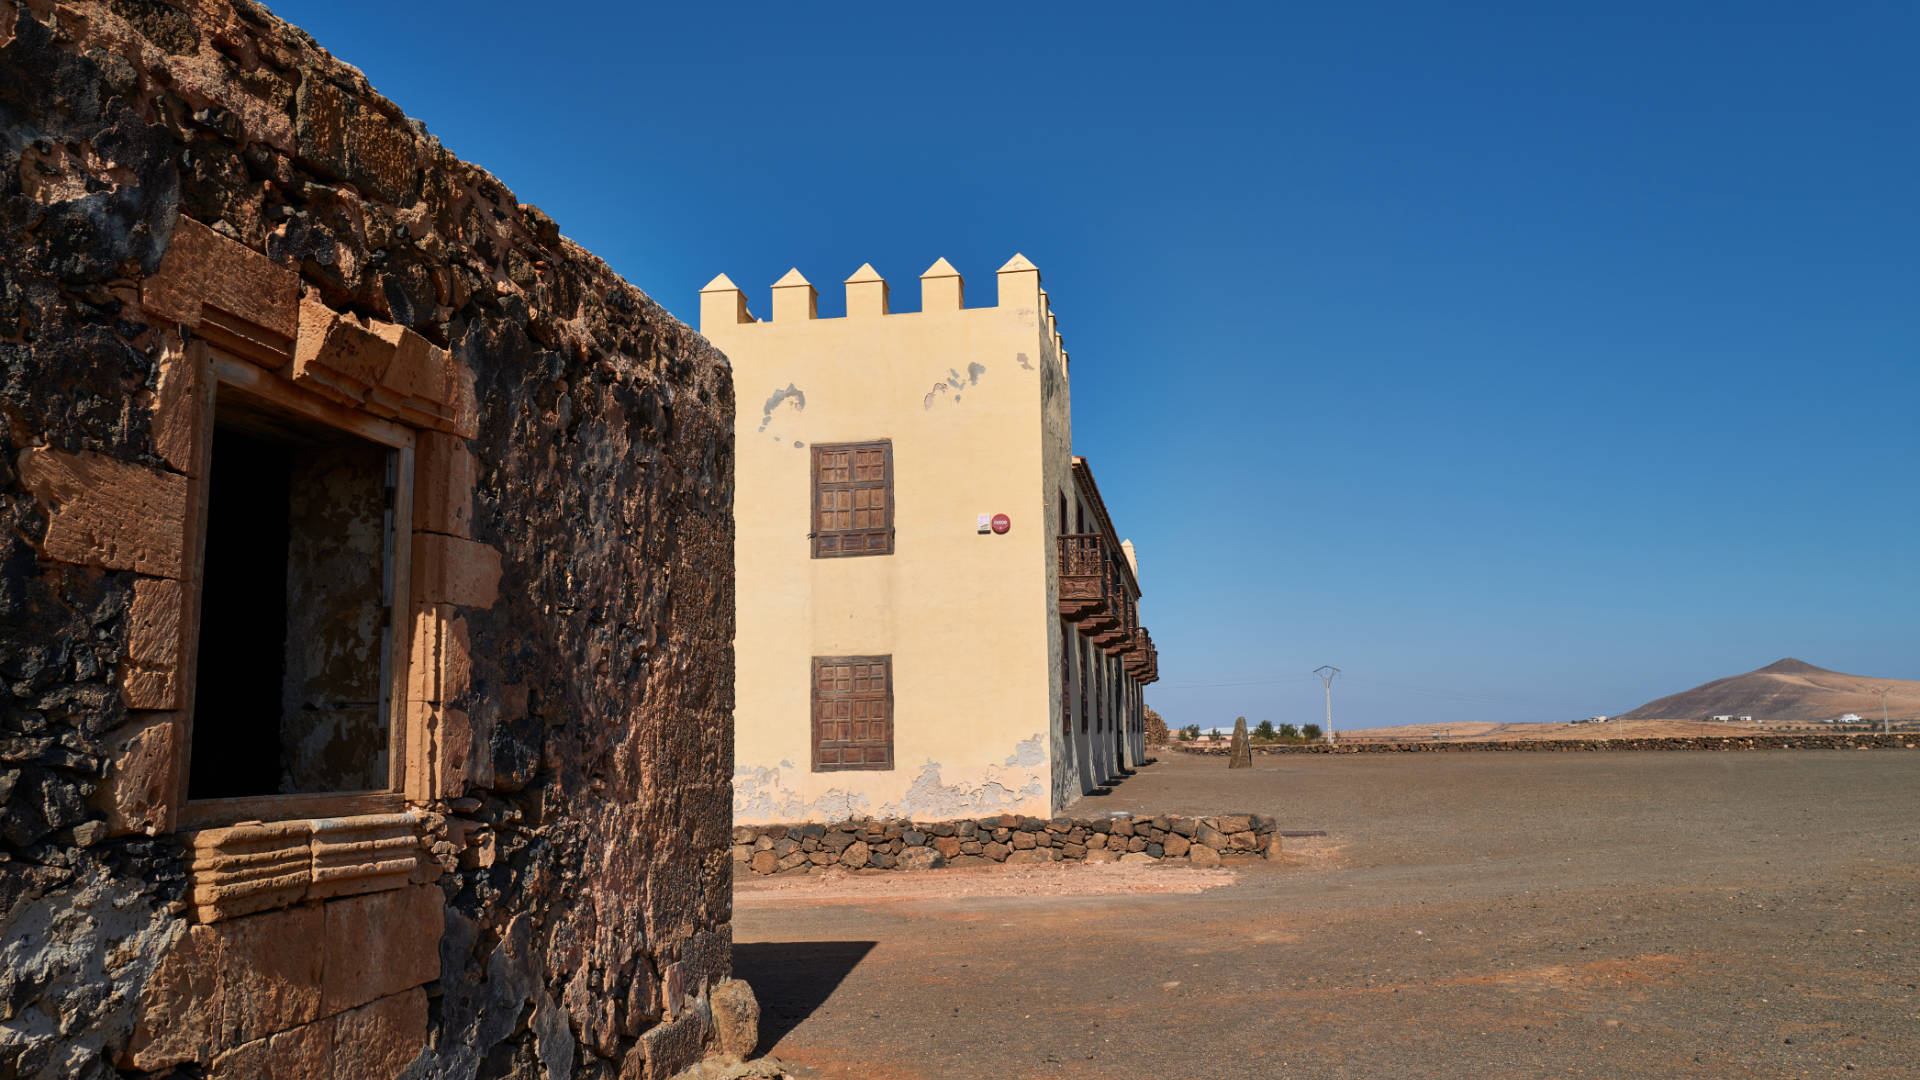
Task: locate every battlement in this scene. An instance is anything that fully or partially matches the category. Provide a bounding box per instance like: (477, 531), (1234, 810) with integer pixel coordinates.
(700, 255), (1068, 363)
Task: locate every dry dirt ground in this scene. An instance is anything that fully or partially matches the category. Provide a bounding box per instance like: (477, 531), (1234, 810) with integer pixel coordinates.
(733, 749), (1920, 1079)
(1336, 719), (1794, 741)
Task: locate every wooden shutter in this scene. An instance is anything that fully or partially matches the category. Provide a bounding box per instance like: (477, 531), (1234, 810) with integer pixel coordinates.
(812, 441), (893, 557)
(813, 655), (894, 771)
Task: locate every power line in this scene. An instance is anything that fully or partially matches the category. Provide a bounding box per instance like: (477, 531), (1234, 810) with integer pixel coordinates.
(1160, 674), (1321, 690)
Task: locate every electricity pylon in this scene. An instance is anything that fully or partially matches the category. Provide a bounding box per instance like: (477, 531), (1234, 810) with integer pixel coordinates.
(1314, 665), (1341, 743)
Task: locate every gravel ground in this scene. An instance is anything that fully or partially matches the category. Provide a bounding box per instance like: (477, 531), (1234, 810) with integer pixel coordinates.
(733, 749), (1920, 1079)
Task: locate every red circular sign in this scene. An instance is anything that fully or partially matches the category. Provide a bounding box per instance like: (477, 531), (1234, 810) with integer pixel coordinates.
(990, 513), (1011, 535)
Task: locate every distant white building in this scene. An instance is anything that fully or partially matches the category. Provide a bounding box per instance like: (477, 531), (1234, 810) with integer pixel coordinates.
(1709, 715), (1754, 723)
(1836, 713), (1862, 724)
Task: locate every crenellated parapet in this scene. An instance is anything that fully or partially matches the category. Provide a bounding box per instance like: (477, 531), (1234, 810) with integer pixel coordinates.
(699, 255), (1070, 367)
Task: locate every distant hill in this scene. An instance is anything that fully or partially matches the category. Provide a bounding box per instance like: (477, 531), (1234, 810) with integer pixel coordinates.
(1616, 659), (1920, 725)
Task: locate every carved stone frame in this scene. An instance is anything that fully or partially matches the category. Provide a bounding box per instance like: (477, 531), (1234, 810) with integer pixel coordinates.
(16, 214), (493, 920)
(173, 346), (421, 830)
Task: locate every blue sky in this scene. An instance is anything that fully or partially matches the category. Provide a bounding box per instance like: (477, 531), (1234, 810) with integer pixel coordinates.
(274, 1), (1918, 729)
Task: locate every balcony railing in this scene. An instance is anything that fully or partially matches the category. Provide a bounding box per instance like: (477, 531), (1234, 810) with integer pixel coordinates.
(1125, 629), (1157, 683)
(1057, 534), (1109, 623)
(1094, 588), (1133, 653)
(1097, 560), (1141, 653)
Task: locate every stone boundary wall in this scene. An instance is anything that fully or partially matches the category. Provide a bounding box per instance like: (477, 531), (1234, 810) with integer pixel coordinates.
(735, 813), (1280, 874)
(1174, 734), (1918, 755)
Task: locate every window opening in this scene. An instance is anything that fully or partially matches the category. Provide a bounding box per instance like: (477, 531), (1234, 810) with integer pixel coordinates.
(1098, 653), (1106, 732)
(189, 385), (399, 799)
(811, 441), (893, 557)
(812, 655), (894, 770)
(1060, 621), (1072, 737)
(1078, 638), (1089, 734)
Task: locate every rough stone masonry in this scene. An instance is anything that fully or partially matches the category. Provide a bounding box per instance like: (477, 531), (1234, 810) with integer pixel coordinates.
(0, 1), (741, 1077)
(735, 813), (1282, 875)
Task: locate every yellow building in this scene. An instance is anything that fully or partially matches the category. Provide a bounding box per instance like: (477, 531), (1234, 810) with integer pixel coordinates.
(701, 256), (1158, 823)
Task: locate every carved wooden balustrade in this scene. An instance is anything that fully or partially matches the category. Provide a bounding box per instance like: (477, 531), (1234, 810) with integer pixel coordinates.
(1093, 565), (1136, 654)
(1126, 629), (1158, 683)
(1057, 534), (1111, 626)
(1124, 626), (1149, 675)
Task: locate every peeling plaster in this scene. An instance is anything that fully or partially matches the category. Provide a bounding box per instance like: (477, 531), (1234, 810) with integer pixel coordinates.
(757, 384), (805, 433)
(736, 733), (1050, 822)
(923, 364), (986, 410)
(1003, 732), (1046, 768)
(733, 765), (874, 823)
(881, 763), (1043, 820)
(0, 865), (182, 1077)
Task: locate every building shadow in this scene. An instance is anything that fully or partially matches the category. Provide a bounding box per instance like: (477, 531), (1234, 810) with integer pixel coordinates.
(732, 940), (877, 1053)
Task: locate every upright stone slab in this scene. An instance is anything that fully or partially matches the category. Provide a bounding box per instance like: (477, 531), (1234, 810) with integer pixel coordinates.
(1228, 716), (1253, 769)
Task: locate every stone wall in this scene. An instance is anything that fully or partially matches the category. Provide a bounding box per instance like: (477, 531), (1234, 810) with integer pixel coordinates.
(0, 1), (736, 1077)
(1175, 734), (1918, 755)
(735, 813), (1280, 875)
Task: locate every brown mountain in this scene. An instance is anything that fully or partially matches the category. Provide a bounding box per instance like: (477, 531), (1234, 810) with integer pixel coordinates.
(1617, 659), (1920, 725)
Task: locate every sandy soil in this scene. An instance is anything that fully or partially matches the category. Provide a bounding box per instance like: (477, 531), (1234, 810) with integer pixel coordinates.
(1335, 718), (1780, 741)
(734, 749), (1920, 1080)
(736, 861), (1241, 905)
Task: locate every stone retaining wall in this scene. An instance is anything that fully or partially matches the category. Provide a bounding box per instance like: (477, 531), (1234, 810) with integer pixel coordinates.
(735, 813), (1280, 874)
(1176, 734), (1917, 754)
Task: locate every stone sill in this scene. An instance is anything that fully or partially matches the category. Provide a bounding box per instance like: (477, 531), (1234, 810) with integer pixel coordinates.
(181, 810), (436, 922)
(178, 790), (408, 830)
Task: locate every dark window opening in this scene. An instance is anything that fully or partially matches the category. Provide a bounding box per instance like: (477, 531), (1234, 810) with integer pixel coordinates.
(1060, 622), (1072, 737)
(1079, 638), (1089, 734)
(189, 387), (397, 799)
(1098, 654), (1106, 733)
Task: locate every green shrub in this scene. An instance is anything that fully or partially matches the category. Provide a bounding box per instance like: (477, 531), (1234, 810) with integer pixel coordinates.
(1302, 723), (1323, 741)
(1254, 720), (1276, 740)
(1278, 722), (1299, 740)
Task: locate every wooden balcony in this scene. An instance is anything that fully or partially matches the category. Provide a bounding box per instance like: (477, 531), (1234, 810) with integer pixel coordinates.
(1126, 629), (1157, 682)
(1057, 534), (1110, 624)
(1103, 576), (1143, 654)
(1095, 589), (1135, 653)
